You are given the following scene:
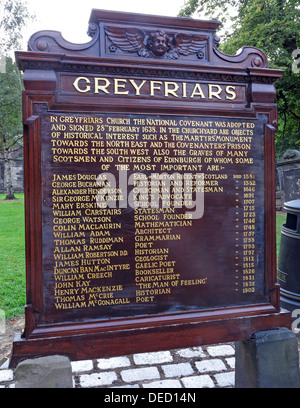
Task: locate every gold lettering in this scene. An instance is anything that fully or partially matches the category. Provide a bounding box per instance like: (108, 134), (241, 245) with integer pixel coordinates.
(71, 76), (242, 103)
(164, 82), (179, 98)
(225, 85), (237, 100)
(208, 84), (222, 100)
(182, 82), (187, 98)
(73, 77), (91, 93)
(190, 83), (205, 99)
(129, 79), (146, 96)
(114, 78), (129, 95)
(150, 81), (163, 96)
(94, 77), (110, 94)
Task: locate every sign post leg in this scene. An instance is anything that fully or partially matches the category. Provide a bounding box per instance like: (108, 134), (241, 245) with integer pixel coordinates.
(235, 328), (300, 388)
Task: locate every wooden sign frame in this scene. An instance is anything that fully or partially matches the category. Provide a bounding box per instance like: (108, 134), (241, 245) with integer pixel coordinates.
(11, 10), (290, 367)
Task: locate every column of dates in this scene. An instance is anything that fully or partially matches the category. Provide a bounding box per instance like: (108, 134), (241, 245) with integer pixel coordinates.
(242, 174), (256, 294)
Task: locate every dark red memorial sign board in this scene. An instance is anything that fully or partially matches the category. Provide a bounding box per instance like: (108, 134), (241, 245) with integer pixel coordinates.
(11, 9), (291, 366)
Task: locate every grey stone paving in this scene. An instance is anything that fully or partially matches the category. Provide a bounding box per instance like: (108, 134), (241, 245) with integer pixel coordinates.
(0, 343), (235, 388)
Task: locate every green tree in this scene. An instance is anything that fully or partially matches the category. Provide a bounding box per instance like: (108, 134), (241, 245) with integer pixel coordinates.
(179, 0), (300, 157)
(0, 57), (23, 199)
(0, 0), (32, 53)
(0, 0), (33, 199)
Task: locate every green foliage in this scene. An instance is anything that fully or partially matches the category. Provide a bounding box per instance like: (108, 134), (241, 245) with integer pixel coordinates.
(179, 0), (200, 19)
(0, 57), (23, 143)
(0, 0), (32, 197)
(0, 2), (31, 315)
(0, 57), (23, 199)
(0, 0), (33, 53)
(0, 0), (30, 143)
(275, 71), (300, 156)
(179, 0), (300, 157)
(0, 194), (25, 318)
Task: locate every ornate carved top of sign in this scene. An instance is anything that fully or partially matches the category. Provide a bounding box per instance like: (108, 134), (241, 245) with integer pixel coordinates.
(24, 9), (268, 70)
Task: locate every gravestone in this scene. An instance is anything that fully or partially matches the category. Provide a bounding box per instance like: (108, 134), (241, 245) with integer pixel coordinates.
(15, 355), (73, 388)
(235, 328), (300, 388)
(277, 150), (300, 207)
(10, 9), (291, 368)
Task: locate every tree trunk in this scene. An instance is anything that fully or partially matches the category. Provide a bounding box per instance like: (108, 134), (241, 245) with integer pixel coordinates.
(2, 137), (16, 200)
